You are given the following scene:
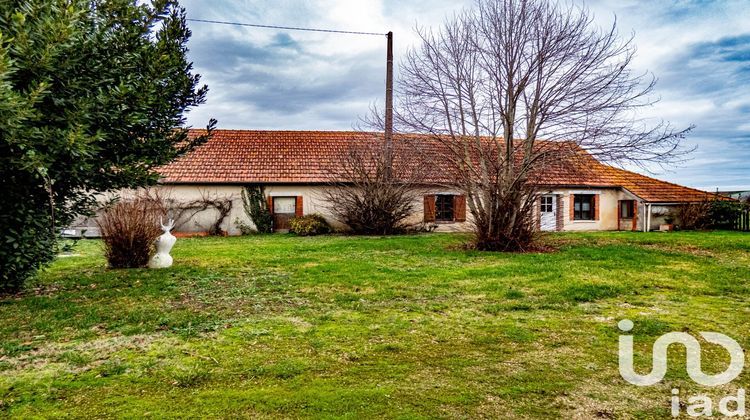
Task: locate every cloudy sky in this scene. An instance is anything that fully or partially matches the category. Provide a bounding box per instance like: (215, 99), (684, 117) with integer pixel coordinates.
(179, 0), (749, 191)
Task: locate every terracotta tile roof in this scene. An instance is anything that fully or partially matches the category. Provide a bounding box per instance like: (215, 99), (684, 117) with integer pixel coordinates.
(594, 165), (722, 203)
(159, 129), (723, 203)
(160, 130), (376, 184)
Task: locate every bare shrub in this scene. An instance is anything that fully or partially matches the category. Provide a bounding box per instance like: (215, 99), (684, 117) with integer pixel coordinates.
(675, 201), (711, 230)
(323, 136), (426, 235)
(97, 192), (166, 268)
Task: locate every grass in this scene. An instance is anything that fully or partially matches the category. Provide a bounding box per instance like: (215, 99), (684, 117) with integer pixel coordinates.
(1, 231), (749, 418)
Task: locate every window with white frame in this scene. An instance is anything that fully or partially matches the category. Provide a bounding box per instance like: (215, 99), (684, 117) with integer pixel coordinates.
(541, 196), (553, 213)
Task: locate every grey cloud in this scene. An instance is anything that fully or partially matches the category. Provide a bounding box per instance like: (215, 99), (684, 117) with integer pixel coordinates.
(189, 32), (311, 68)
(188, 25), (383, 117)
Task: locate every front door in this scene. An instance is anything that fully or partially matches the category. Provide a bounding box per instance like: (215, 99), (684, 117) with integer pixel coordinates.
(273, 197), (297, 231)
(540, 195), (557, 231)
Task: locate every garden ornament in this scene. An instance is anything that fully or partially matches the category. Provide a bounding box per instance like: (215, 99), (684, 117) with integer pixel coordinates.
(149, 218), (176, 269)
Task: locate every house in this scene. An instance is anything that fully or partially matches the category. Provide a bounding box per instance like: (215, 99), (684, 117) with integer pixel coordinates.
(137, 129), (723, 235)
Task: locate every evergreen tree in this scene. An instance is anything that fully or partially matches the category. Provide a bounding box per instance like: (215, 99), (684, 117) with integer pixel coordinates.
(0, 0), (215, 291)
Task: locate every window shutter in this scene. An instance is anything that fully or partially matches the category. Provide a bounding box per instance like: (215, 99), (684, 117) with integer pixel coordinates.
(295, 196), (304, 217)
(631, 200), (638, 231)
(569, 194), (575, 220)
(267, 196), (274, 215)
(424, 195), (436, 222)
(453, 195), (466, 222)
(594, 194), (600, 221)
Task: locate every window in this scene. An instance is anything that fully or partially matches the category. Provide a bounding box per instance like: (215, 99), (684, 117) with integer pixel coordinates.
(540, 196), (553, 213)
(574, 194), (595, 220)
(273, 197), (297, 214)
(620, 200), (635, 218)
(435, 195), (455, 222)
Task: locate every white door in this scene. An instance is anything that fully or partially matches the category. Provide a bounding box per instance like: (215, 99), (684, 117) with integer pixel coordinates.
(540, 195), (557, 231)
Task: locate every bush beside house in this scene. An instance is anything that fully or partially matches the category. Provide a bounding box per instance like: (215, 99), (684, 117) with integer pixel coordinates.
(673, 199), (748, 231)
(289, 214), (332, 236)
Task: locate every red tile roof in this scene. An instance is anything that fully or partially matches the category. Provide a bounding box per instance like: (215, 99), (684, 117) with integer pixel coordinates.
(546, 152), (723, 203)
(160, 130), (374, 184)
(592, 165), (721, 203)
(159, 130), (722, 203)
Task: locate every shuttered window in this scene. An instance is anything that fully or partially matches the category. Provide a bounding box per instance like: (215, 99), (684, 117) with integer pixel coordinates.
(574, 194), (595, 220)
(426, 194), (467, 222)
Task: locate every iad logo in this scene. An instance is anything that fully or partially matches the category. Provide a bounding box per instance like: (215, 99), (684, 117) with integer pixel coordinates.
(618, 319), (744, 386)
(617, 319), (746, 417)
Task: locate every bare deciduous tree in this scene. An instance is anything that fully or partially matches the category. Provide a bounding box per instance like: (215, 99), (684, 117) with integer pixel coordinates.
(395, 0), (692, 250)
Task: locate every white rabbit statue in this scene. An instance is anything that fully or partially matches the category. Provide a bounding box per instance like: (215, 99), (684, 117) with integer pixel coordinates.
(149, 218), (176, 269)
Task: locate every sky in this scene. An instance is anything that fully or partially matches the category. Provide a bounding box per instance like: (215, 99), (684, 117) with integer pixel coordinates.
(178, 0), (750, 191)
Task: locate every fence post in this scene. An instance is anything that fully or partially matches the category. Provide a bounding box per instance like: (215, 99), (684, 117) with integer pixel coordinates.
(739, 209), (750, 232)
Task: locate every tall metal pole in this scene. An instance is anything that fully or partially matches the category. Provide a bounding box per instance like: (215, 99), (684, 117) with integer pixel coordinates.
(384, 31), (394, 179)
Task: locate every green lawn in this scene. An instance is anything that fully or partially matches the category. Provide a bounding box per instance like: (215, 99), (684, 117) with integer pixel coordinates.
(1, 232), (749, 418)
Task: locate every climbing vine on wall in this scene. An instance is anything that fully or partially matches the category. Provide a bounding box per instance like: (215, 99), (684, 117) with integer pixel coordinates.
(241, 186), (273, 233)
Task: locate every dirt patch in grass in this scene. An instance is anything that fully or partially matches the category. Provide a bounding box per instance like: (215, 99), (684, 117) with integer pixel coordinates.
(542, 235), (624, 250)
(639, 243), (717, 258)
(0, 333), (176, 374)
